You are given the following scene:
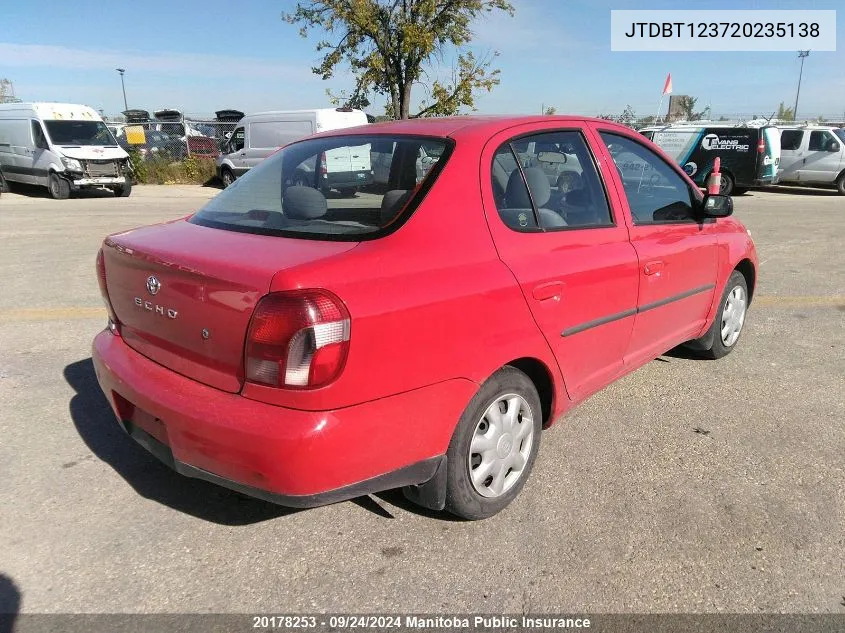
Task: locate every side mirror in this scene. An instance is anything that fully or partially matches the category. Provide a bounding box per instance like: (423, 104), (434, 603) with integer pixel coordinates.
(826, 140), (840, 153)
(701, 194), (733, 218)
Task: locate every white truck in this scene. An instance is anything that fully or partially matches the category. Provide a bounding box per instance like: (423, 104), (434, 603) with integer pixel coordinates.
(0, 102), (131, 199)
(216, 108), (371, 193)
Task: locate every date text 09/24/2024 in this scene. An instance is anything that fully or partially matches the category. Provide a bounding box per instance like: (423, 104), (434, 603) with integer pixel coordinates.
(251, 615), (592, 629)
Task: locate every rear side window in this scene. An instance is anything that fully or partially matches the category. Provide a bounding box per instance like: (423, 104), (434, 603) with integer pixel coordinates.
(780, 129), (803, 151)
(808, 130), (834, 151)
(492, 131), (612, 231)
(191, 135), (451, 240)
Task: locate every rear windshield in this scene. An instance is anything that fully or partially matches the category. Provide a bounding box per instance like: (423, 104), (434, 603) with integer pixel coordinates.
(191, 135), (451, 240)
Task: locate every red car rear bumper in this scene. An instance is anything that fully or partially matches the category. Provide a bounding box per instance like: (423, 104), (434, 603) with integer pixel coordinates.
(92, 330), (476, 506)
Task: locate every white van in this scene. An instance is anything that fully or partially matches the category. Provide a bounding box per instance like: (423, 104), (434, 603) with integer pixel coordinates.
(216, 108), (370, 193)
(777, 125), (845, 194)
(0, 102), (131, 199)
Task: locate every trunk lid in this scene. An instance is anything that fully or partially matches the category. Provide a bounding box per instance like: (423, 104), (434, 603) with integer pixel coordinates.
(103, 219), (357, 392)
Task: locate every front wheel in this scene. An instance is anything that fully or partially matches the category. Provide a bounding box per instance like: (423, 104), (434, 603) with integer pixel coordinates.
(113, 182), (132, 197)
(48, 173), (71, 200)
(836, 173), (845, 195)
(339, 187), (358, 197)
(694, 271), (749, 359)
(443, 366), (542, 520)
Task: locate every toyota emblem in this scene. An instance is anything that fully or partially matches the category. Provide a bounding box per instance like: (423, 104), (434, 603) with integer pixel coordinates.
(146, 275), (161, 295)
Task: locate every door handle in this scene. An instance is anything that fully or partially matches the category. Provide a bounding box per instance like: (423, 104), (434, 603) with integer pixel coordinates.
(644, 261), (664, 276)
(532, 281), (563, 301)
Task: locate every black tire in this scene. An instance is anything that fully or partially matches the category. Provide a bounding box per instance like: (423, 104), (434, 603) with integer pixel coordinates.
(0, 169), (8, 194)
(339, 187), (358, 197)
(221, 168), (235, 188)
(694, 270), (749, 360)
(732, 187), (749, 196)
(114, 182), (132, 198)
(48, 172), (71, 200)
(443, 366), (542, 520)
(718, 171), (734, 196)
(836, 173), (845, 196)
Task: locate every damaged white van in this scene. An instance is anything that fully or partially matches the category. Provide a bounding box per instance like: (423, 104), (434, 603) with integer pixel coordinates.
(0, 103), (131, 199)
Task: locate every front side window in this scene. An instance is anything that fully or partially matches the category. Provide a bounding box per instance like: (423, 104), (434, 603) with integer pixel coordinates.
(229, 128), (245, 152)
(191, 135), (450, 240)
(491, 130), (613, 232)
(600, 132), (697, 225)
(31, 121), (48, 149)
(834, 129), (845, 143)
(780, 129), (804, 151)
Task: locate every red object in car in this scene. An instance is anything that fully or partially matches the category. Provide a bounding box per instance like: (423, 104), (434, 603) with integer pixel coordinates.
(186, 135), (219, 158)
(92, 115), (758, 519)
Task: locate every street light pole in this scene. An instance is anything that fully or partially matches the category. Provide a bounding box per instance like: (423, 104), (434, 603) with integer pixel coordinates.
(116, 68), (128, 113)
(793, 50), (809, 121)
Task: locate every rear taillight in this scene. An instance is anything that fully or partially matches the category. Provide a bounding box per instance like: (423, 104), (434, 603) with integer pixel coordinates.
(96, 249), (120, 334)
(757, 138), (765, 153)
(245, 290), (350, 389)
(319, 151), (328, 176)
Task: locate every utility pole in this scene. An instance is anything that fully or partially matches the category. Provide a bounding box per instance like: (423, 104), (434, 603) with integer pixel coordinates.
(793, 50), (809, 121)
(116, 68), (128, 112)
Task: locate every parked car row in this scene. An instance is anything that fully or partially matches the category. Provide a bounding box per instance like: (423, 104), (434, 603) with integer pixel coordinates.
(642, 121), (845, 195)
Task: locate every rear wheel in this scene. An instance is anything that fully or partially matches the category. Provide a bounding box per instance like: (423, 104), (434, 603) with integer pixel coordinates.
(339, 187), (358, 197)
(114, 182), (132, 197)
(0, 169), (8, 193)
(221, 168), (235, 188)
(443, 366), (542, 520)
(732, 187), (748, 196)
(48, 172), (71, 200)
(718, 171), (735, 196)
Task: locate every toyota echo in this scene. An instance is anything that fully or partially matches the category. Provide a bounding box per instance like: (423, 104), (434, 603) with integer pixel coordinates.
(92, 116), (758, 519)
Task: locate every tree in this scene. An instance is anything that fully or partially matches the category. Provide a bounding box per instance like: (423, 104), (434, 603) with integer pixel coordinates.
(776, 101), (795, 121)
(284, 0), (514, 119)
(543, 106), (557, 116)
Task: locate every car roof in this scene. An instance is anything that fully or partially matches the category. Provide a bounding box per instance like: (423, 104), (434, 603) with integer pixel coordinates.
(310, 115), (631, 141)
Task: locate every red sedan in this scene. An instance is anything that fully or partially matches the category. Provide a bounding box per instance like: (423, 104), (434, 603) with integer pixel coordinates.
(92, 116), (757, 519)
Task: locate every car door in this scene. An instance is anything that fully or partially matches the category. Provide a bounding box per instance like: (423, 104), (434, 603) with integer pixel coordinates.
(592, 127), (719, 368)
(481, 124), (640, 401)
(227, 127), (247, 175)
(30, 121), (52, 186)
(800, 130), (841, 183)
(777, 129), (805, 181)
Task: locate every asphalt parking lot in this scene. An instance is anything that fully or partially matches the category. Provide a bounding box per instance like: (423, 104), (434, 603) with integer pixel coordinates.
(0, 183), (843, 615)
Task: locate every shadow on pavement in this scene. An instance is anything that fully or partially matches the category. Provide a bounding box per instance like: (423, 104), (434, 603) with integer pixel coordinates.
(0, 574), (20, 633)
(764, 185), (839, 196)
(7, 182), (117, 199)
(64, 358), (296, 525)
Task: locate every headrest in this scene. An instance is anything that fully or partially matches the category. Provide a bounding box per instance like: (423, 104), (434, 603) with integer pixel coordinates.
(380, 189), (412, 224)
(506, 167), (551, 208)
(283, 186), (327, 220)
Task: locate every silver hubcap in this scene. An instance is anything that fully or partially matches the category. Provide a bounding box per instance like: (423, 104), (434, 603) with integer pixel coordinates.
(721, 285), (746, 347)
(468, 394), (534, 498)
